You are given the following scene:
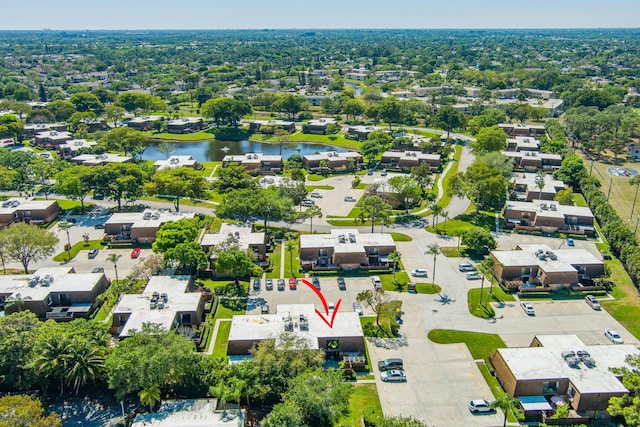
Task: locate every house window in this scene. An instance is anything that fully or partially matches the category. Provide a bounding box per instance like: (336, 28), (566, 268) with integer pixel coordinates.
(543, 381), (559, 395)
(319, 249), (328, 257)
(577, 265), (587, 275)
(521, 267), (531, 278)
(368, 247), (379, 255)
(567, 385), (575, 402)
(181, 313), (192, 325)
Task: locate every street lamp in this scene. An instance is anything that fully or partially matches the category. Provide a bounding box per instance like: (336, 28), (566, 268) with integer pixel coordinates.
(58, 222), (74, 262)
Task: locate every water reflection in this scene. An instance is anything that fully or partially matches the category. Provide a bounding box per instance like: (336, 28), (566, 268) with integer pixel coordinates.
(142, 139), (347, 162)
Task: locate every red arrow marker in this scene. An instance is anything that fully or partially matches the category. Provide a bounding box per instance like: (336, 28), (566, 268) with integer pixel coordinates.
(301, 279), (342, 328)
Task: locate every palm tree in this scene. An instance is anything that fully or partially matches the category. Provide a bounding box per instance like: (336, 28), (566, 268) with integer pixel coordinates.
(5, 293), (32, 313)
(30, 333), (71, 396)
(305, 204), (323, 233)
(630, 175), (640, 220)
(425, 243), (442, 297)
(477, 258), (495, 307)
(440, 210), (449, 234)
(429, 203), (442, 230)
(66, 338), (106, 396)
(534, 171), (546, 200)
(231, 361), (260, 409)
(107, 253), (123, 284)
(491, 395), (521, 427)
(139, 383), (161, 412)
(387, 251), (401, 282)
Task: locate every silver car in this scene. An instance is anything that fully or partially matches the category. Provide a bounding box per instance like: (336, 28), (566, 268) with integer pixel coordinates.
(380, 369), (406, 382)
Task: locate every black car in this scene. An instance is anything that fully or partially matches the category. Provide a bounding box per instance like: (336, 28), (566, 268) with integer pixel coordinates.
(88, 248), (99, 259)
(265, 279), (273, 291)
(312, 276), (321, 290)
(337, 277), (346, 290)
(253, 279), (261, 291)
(378, 358), (404, 371)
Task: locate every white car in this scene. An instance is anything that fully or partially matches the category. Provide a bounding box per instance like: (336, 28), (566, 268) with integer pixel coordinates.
(310, 191), (323, 198)
(585, 295), (601, 310)
(353, 302), (364, 315)
(466, 272), (481, 280)
(468, 399), (494, 413)
(521, 302), (535, 316)
(344, 196), (356, 202)
(411, 269), (428, 277)
(458, 262), (476, 272)
(380, 369), (407, 382)
(605, 329), (624, 344)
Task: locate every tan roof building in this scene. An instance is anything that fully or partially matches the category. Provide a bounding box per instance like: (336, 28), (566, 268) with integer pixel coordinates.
(504, 200), (595, 234)
(104, 208), (195, 244)
(0, 198), (60, 227)
(380, 150), (441, 171)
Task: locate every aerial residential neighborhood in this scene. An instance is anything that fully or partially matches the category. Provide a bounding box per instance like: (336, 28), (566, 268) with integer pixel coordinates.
(1, 8), (640, 427)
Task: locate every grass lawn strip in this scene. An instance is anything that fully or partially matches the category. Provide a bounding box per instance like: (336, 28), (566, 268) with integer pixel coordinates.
(52, 239), (103, 262)
(339, 383), (383, 427)
(212, 320), (232, 359)
(427, 329), (506, 361)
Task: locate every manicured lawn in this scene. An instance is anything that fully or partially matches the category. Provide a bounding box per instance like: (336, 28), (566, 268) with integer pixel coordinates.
(428, 329), (506, 360)
(380, 271), (410, 291)
(359, 300), (403, 338)
(440, 247), (462, 257)
(414, 283), (442, 294)
(468, 285), (515, 318)
(305, 185), (335, 191)
(306, 174), (327, 182)
(477, 362), (518, 423)
(339, 384), (383, 427)
(390, 232), (412, 242)
(250, 131), (361, 151)
(143, 130), (215, 141)
(282, 239), (302, 278)
(266, 243), (282, 279)
(139, 195), (218, 207)
(430, 208), (502, 236)
(212, 320), (231, 358)
(601, 258), (640, 339)
(52, 240), (103, 262)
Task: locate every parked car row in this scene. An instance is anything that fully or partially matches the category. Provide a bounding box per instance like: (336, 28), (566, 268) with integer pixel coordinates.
(252, 277), (349, 292)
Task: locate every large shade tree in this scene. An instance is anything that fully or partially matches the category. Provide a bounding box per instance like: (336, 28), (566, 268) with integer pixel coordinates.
(1, 223), (58, 274)
(144, 167), (208, 212)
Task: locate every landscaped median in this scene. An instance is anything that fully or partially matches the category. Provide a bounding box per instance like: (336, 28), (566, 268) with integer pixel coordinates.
(467, 286), (515, 319)
(52, 240), (103, 262)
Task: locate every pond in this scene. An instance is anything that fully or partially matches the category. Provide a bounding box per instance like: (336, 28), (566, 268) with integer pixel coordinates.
(141, 139), (346, 162)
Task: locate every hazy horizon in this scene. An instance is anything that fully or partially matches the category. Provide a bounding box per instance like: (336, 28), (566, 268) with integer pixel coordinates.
(4, 0), (640, 31)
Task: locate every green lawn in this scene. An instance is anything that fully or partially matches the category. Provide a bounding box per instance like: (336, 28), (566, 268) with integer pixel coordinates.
(359, 299), (403, 338)
(414, 283), (443, 294)
(305, 185), (335, 191)
(380, 271), (411, 291)
(430, 208), (502, 236)
(282, 239), (302, 278)
(52, 240), (103, 262)
(266, 243), (282, 279)
(250, 131), (361, 151)
(212, 320), (232, 358)
(477, 362), (518, 423)
(306, 174), (327, 182)
(339, 384), (383, 427)
(468, 286), (515, 319)
(143, 130), (215, 141)
(600, 258), (640, 339)
(428, 329), (506, 360)
(390, 232), (412, 242)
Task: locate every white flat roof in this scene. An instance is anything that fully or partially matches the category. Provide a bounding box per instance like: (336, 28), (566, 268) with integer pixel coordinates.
(58, 139), (98, 151)
(307, 118), (337, 126)
(382, 150), (441, 161)
(492, 244), (603, 271)
(302, 151), (361, 162)
(512, 173), (565, 194)
(105, 209), (195, 229)
(505, 200), (594, 219)
(201, 223), (265, 250)
(229, 304), (363, 350)
(300, 229), (395, 250)
(499, 334), (640, 394)
(113, 275), (201, 337)
(71, 153), (132, 165)
(0, 198), (57, 214)
(167, 117), (202, 125)
(0, 267), (103, 302)
(128, 115), (163, 123)
(502, 151), (563, 161)
(154, 155), (198, 170)
(222, 153), (282, 163)
(132, 400), (244, 427)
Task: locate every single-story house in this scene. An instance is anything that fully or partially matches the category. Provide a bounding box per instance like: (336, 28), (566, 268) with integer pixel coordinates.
(153, 155), (201, 171)
(346, 125), (378, 141)
(299, 229), (396, 270)
(507, 136), (541, 152)
(111, 275), (204, 338)
(104, 209), (195, 244)
(0, 266), (109, 320)
(302, 151), (362, 172)
(490, 334), (640, 420)
(221, 153), (283, 174)
(227, 304), (365, 356)
(380, 150), (441, 172)
(0, 198), (60, 227)
(490, 244), (604, 291)
(57, 139), (98, 158)
(166, 117), (204, 134)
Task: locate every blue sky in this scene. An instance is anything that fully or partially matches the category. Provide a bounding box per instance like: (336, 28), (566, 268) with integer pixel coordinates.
(4, 0), (640, 30)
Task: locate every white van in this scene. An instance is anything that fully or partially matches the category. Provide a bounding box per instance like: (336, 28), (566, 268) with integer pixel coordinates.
(458, 262), (476, 272)
(371, 276), (382, 290)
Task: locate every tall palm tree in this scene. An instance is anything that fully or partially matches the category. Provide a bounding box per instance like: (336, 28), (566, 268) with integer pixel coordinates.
(425, 243), (442, 297)
(387, 251), (401, 282)
(139, 383), (161, 412)
(491, 395), (521, 427)
(66, 338), (106, 396)
(534, 171), (546, 200)
(440, 210), (449, 234)
(107, 253), (123, 284)
(286, 240), (295, 277)
(477, 258), (495, 307)
(30, 333), (71, 396)
(429, 203), (443, 230)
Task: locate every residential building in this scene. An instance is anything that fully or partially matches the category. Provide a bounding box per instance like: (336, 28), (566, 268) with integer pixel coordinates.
(126, 115), (163, 130)
(78, 117), (108, 132)
(153, 155), (201, 171)
(627, 143), (640, 161)
(34, 130), (73, 148)
(506, 136), (541, 152)
(227, 304), (365, 355)
(304, 118), (338, 135)
(166, 117), (204, 134)
(346, 125), (378, 141)
(299, 229), (396, 270)
(24, 122), (67, 138)
(502, 151), (563, 172)
(306, 94), (328, 107)
(131, 400), (245, 427)
(503, 200), (595, 234)
(490, 334), (640, 421)
(201, 223), (269, 268)
(302, 151), (362, 172)
(380, 150), (441, 172)
(104, 208), (195, 244)
(111, 275), (204, 338)
(249, 120), (295, 134)
(346, 71), (369, 81)
(221, 153), (283, 174)
(0, 266), (109, 319)
(0, 198), (60, 227)
(511, 173), (567, 201)
(499, 123), (546, 137)
(70, 153), (132, 166)
(57, 139), (98, 158)
(490, 244), (604, 291)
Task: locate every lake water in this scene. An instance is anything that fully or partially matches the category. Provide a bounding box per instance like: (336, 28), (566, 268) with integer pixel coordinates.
(141, 139), (346, 162)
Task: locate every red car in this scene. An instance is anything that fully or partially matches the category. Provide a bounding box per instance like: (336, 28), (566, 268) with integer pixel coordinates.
(131, 247), (141, 259)
(289, 278), (297, 290)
